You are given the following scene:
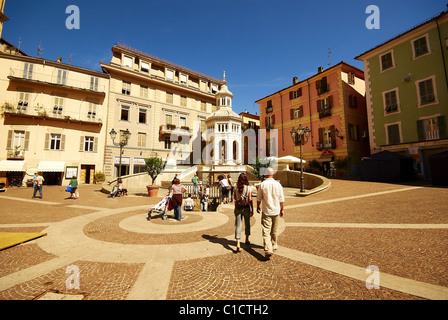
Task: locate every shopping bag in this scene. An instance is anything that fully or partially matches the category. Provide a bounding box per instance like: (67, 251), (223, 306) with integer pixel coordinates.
(65, 186), (72, 193)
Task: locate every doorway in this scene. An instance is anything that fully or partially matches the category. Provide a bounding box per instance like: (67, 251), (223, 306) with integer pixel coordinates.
(80, 165), (95, 184)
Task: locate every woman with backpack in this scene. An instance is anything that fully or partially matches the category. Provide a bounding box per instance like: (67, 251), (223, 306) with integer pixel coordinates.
(233, 173), (253, 253)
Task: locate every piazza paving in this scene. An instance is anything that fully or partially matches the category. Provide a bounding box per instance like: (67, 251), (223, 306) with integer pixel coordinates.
(0, 179), (447, 300)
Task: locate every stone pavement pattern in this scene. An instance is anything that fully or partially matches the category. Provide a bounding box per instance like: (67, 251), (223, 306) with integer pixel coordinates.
(0, 180), (447, 300)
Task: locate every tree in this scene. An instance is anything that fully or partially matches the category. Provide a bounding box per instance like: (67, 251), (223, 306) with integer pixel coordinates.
(145, 156), (167, 186)
(252, 157), (272, 181)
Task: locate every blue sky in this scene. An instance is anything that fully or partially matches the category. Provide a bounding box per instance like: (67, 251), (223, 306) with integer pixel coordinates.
(2, 0), (445, 114)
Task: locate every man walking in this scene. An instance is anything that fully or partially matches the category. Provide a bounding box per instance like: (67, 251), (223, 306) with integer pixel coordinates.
(256, 167), (285, 260)
(32, 172), (45, 199)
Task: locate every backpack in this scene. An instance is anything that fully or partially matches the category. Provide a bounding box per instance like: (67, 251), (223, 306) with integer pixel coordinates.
(235, 186), (249, 209)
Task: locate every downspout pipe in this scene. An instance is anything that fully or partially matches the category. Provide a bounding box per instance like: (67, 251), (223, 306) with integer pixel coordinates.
(306, 79), (314, 147)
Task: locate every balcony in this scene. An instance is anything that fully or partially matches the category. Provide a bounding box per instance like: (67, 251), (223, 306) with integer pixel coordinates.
(159, 124), (192, 138)
(8, 68), (106, 96)
(426, 130), (440, 141)
(1, 101), (103, 127)
(319, 108), (332, 119)
(266, 106), (273, 114)
(7, 149), (25, 160)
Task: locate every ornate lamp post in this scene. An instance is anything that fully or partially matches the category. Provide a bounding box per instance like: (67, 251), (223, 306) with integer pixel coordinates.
(109, 128), (131, 179)
(290, 125), (311, 193)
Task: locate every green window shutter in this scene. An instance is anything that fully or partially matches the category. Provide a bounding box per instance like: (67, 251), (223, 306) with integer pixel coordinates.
(438, 116), (447, 139)
(7, 130), (13, 149)
(44, 133), (50, 149)
(417, 120), (425, 141)
(60, 135), (66, 151)
(94, 137), (98, 153)
(80, 136), (84, 151)
(24, 131), (30, 150)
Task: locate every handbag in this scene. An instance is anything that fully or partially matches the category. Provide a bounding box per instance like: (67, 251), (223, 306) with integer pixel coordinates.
(65, 185), (72, 193)
(167, 197), (173, 211)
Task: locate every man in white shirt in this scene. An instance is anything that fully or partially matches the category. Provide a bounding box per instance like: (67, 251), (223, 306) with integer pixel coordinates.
(257, 167), (285, 259)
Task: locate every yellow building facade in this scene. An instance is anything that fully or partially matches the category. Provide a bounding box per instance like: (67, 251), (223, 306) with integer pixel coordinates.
(100, 43), (222, 178)
(0, 53), (110, 186)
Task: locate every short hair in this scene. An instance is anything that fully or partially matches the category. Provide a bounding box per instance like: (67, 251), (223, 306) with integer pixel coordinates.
(174, 178), (180, 184)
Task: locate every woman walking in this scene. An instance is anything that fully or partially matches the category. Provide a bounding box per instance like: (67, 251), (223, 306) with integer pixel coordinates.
(69, 176), (78, 199)
(170, 178), (187, 221)
(233, 173), (253, 252)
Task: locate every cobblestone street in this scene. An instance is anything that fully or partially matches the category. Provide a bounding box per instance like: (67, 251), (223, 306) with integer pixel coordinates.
(0, 179), (447, 301)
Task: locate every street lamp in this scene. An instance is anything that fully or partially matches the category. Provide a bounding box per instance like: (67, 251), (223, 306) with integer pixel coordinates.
(110, 128), (131, 179)
(290, 124), (311, 193)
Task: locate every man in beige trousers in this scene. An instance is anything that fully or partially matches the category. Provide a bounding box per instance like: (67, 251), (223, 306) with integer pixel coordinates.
(256, 167), (285, 260)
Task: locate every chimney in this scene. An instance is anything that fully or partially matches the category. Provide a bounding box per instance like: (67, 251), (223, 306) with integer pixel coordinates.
(57, 56), (62, 63)
(293, 77), (299, 84)
(318, 66), (324, 73)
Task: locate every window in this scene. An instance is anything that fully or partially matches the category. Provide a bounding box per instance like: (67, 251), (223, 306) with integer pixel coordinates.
(180, 96), (187, 107)
(418, 116), (447, 141)
(413, 35), (430, 58)
(166, 92), (173, 104)
(138, 133), (146, 147)
(211, 85), (218, 94)
(141, 62), (150, 73)
(348, 95), (358, 108)
(57, 69), (67, 85)
(90, 77), (99, 91)
(50, 134), (63, 150)
(180, 74), (187, 85)
(17, 92), (30, 111)
(53, 97), (64, 115)
(123, 56), (133, 68)
(87, 103), (97, 119)
(417, 78), (436, 106)
(166, 70), (174, 81)
(164, 138), (172, 149)
(122, 81), (131, 95)
(317, 96), (333, 118)
(380, 51), (394, 72)
(140, 85), (148, 99)
(383, 89), (399, 114)
(386, 123), (401, 145)
(290, 88), (302, 100)
(348, 72), (355, 85)
(165, 114), (173, 125)
(138, 109), (147, 124)
(121, 106), (130, 121)
(316, 77), (329, 95)
(348, 124), (359, 141)
(84, 136), (95, 152)
(266, 116), (275, 129)
(180, 116), (186, 128)
(291, 107), (303, 119)
(23, 63), (33, 79)
(266, 100), (273, 113)
(323, 128), (332, 149)
(7, 130), (30, 153)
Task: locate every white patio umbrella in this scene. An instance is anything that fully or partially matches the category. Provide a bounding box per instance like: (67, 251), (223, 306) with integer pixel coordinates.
(277, 156), (307, 164)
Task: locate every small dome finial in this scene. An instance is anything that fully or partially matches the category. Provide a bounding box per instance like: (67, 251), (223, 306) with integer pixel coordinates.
(223, 71), (226, 81)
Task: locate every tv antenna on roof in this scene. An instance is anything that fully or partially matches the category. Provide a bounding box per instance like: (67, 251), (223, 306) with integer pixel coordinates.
(327, 48), (334, 67)
(37, 42), (44, 57)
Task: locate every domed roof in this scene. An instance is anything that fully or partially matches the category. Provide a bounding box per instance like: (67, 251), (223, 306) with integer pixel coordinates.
(216, 71), (233, 98)
(206, 106), (241, 122)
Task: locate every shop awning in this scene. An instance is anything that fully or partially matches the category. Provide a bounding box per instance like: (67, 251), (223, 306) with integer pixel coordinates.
(317, 155), (334, 162)
(37, 161), (65, 172)
(0, 160), (26, 172)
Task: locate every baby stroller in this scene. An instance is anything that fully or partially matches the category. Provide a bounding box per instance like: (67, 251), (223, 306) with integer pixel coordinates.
(147, 195), (171, 221)
(108, 184), (121, 198)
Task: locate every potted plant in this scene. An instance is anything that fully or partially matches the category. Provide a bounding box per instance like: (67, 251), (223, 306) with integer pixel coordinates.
(145, 155), (167, 197)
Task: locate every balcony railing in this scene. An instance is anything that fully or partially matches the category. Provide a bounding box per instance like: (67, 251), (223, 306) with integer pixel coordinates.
(159, 124), (193, 138)
(426, 130), (440, 140)
(319, 108), (332, 119)
(7, 149), (25, 160)
(2, 101), (103, 125)
(8, 68), (106, 94)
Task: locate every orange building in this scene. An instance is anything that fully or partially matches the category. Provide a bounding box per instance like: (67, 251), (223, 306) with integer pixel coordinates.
(256, 62), (370, 176)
